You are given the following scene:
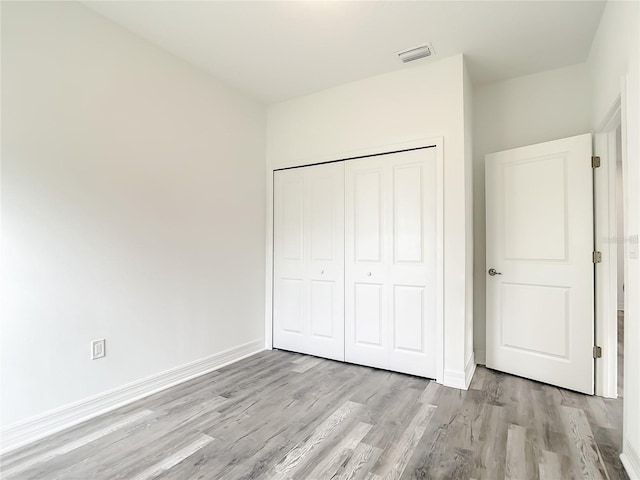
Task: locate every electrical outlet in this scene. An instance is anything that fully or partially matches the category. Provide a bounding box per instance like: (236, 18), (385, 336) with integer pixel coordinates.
(91, 339), (106, 360)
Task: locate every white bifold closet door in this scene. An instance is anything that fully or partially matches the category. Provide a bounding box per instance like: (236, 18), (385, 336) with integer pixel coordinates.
(273, 162), (345, 361)
(345, 148), (437, 378)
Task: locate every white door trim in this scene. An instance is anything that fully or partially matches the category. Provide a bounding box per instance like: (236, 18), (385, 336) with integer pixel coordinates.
(594, 97), (622, 398)
(264, 137), (445, 384)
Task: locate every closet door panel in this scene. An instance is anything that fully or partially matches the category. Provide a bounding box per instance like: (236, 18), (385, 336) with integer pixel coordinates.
(345, 148), (437, 378)
(388, 150), (437, 378)
(305, 162), (344, 359)
(345, 161), (389, 370)
(273, 170), (307, 352)
(273, 162), (344, 361)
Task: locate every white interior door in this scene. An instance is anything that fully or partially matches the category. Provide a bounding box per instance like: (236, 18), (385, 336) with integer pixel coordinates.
(485, 133), (594, 394)
(345, 148), (438, 378)
(273, 162), (345, 361)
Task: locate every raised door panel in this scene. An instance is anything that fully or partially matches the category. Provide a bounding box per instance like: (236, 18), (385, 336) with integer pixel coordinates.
(310, 175), (335, 261)
(354, 170), (384, 263)
(354, 283), (384, 347)
(280, 279), (304, 334)
(500, 283), (570, 359)
(394, 165), (424, 264)
(503, 155), (568, 261)
(281, 179), (305, 262)
(310, 280), (335, 338)
(392, 285), (424, 352)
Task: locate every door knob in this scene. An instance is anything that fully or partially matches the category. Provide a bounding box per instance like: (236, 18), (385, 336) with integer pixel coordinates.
(366, 272), (372, 276)
(488, 268), (502, 276)
(320, 270), (324, 275)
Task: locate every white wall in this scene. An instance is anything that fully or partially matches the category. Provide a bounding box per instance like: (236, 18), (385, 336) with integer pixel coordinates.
(472, 63), (591, 363)
(266, 55), (473, 386)
(1, 1), (266, 429)
(588, 1), (640, 476)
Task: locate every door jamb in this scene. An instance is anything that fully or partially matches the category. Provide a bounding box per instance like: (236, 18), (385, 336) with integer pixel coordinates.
(594, 95), (622, 398)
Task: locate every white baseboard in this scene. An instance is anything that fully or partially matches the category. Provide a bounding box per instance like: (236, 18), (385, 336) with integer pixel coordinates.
(443, 353), (476, 390)
(621, 439), (640, 480)
(465, 353), (477, 387)
(442, 369), (465, 389)
(0, 339), (264, 454)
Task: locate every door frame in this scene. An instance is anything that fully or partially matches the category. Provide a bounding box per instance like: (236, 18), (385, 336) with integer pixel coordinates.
(594, 95), (623, 398)
(264, 137), (445, 384)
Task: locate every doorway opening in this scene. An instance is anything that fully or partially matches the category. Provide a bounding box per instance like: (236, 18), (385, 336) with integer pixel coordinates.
(594, 96), (624, 400)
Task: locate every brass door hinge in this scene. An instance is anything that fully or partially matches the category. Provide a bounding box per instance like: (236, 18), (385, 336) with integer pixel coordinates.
(593, 346), (602, 358)
(592, 156), (601, 168)
(593, 251), (602, 263)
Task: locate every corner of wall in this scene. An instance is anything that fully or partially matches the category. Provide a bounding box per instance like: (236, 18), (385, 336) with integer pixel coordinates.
(443, 351), (476, 390)
(475, 349), (486, 365)
(621, 439), (640, 480)
(463, 54), (475, 368)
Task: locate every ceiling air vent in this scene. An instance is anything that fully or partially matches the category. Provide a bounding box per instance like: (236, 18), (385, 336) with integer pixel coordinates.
(397, 43), (435, 63)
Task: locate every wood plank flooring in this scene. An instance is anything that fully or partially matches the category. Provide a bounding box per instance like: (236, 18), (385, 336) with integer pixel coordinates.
(618, 311), (624, 398)
(0, 350), (627, 480)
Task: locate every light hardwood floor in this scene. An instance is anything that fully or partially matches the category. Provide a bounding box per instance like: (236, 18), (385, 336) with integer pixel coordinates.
(1, 350), (627, 480)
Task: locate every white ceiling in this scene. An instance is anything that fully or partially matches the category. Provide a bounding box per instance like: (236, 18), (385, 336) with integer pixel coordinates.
(85, 1), (606, 104)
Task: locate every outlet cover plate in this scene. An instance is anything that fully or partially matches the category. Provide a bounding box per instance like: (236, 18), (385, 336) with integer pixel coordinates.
(91, 339), (106, 360)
